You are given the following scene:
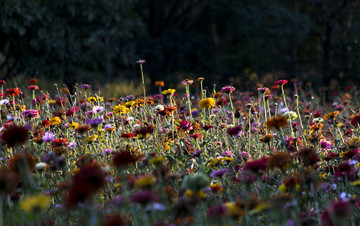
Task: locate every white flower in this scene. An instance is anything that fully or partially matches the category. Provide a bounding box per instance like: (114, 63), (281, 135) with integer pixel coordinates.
(282, 111), (298, 120)
(0, 99), (9, 105)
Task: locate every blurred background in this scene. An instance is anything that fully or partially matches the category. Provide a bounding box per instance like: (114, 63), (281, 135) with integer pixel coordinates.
(1, 0), (360, 96)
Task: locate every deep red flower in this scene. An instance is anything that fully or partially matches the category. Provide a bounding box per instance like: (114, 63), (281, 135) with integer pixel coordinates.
(121, 133), (134, 139)
(112, 150), (142, 168)
(243, 158), (267, 173)
(1, 126), (30, 147)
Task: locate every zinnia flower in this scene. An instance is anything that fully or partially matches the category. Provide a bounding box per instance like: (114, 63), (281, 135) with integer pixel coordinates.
(220, 86), (235, 94)
(266, 116), (288, 130)
(199, 98), (216, 109)
(49, 117), (61, 126)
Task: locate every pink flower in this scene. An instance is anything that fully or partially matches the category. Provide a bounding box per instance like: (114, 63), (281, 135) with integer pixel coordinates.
(136, 59), (146, 64)
(274, 80), (288, 87)
(28, 85), (39, 90)
(221, 86), (235, 94)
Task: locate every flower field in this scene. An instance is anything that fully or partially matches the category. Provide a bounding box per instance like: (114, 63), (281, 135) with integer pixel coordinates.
(1, 74), (360, 225)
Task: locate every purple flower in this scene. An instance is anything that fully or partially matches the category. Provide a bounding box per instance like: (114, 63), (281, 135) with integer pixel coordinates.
(210, 168), (231, 178)
(182, 93), (189, 100)
(43, 132), (55, 142)
(226, 125), (242, 138)
(21, 109), (39, 119)
(221, 151), (234, 157)
(81, 84), (92, 89)
(103, 148), (112, 155)
(86, 118), (103, 127)
(68, 142), (77, 148)
(320, 139), (332, 150)
(130, 191), (156, 205)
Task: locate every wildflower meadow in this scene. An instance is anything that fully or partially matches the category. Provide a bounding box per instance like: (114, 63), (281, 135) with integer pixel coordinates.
(1, 65), (360, 225)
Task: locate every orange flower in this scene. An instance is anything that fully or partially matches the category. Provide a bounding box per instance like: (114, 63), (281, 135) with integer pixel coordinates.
(5, 88), (21, 96)
(309, 123), (323, 133)
(324, 111), (339, 120)
(155, 81), (165, 87)
(266, 116), (288, 130)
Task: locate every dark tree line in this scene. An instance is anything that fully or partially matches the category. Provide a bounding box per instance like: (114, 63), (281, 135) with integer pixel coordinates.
(1, 0), (360, 91)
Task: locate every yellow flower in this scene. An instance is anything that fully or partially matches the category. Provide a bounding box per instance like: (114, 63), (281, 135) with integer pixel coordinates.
(68, 122), (79, 129)
(225, 202), (245, 217)
(149, 156), (166, 165)
(162, 89), (176, 95)
(48, 100), (56, 104)
(49, 116), (61, 126)
(134, 175), (156, 189)
(350, 180), (360, 186)
(124, 101), (136, 108)
(113, 104), (130, 115)
(84, 134), (98, 144)
(185, 189), (195, 198)
(198, 98), (216, 109)
(278, 184), (287, 193)
(19, 194), (50, 213)
(87, 96), (103, 103)
(163, 142), (171, 151)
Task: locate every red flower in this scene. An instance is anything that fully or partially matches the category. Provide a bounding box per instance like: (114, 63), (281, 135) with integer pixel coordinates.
(112, 150), (142, 168)
(243, 158), (267, 173)
(121, 133), (134, 139)
(0, 80), (6, 85)
(5, 88), (21, 96)
(1, 126), (30, 147)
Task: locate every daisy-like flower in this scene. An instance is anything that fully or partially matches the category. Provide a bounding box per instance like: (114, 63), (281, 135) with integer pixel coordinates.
(84, 134), (98, 144)
(92, 105), (104, 114)
(324, 111), (339, 120)
(181, 79), (193, 86)
(113, 104), (130, 115)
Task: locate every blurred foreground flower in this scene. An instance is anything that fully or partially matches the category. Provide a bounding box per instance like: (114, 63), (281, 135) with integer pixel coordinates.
(20, 194), (50, 213)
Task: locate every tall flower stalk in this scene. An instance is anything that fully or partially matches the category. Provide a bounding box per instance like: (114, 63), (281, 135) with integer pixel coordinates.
(137, 59), (146, 100)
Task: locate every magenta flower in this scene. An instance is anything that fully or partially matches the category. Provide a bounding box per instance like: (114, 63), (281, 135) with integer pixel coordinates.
(274, 80), (288, 87)
(221, 86), (235, 94)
